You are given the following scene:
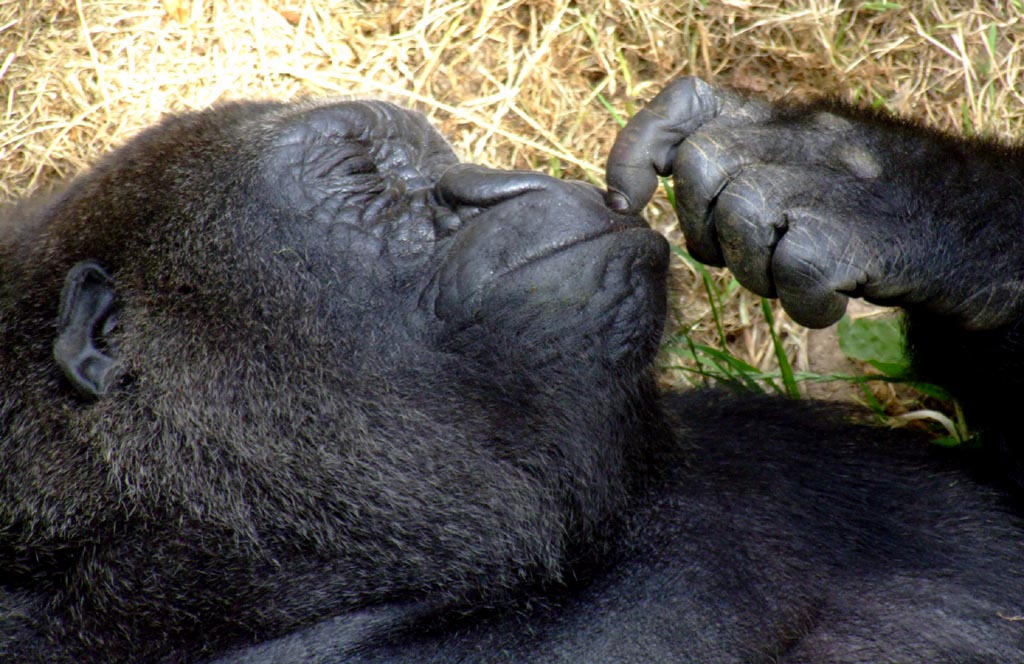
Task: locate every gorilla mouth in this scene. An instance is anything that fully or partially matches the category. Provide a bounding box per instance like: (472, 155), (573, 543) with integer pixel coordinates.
(490, 225), (669, 307)
(426, 165), (670, 337)
(499, 224), (666, 279)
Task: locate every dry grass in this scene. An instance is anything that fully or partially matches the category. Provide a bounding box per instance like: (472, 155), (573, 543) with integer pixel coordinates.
(2, 0), (1023, 407)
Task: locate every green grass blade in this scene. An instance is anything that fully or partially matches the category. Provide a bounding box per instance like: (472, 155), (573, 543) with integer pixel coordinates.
(673, 246), (729, 349)
(760, 298), (800, 398)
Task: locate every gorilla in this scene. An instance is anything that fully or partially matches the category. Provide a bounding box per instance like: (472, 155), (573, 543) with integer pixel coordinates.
(1, 78), (1022, 663)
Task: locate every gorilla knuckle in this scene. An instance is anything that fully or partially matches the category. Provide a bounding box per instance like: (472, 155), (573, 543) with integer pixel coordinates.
(674, 133), (733, 202)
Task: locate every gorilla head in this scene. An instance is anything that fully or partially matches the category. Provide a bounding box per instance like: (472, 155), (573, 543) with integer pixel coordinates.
(0, 99), (668, 659)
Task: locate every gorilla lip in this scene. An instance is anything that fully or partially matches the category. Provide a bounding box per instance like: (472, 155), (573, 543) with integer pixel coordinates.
(427, 205), (668, 321)
(499, 225), (667, 278)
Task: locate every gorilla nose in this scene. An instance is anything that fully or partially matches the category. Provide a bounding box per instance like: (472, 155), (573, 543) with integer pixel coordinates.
(435, 164), (561, 210)
(434, 163), (639, 231)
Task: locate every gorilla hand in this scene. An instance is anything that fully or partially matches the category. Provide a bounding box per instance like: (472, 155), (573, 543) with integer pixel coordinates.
(606, 76), (1024, 330)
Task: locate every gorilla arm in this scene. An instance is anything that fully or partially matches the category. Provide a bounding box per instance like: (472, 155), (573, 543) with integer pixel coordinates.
(605, 77), (1024, 483)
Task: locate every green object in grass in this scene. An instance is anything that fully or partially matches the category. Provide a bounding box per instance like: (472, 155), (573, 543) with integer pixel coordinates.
(836, 314), (911, 377)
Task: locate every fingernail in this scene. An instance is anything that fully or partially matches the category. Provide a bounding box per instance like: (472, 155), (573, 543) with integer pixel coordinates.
(605, 190), (629, 211)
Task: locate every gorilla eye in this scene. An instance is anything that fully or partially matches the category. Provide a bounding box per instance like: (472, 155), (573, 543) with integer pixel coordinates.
(312, 140), (377, 179)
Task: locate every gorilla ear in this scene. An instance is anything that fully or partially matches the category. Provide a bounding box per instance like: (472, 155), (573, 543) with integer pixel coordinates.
(53, 261), (121, 399)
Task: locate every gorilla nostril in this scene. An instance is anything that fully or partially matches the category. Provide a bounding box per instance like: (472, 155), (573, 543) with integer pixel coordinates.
(605, 189), (630, 212)
(425, 186), (472, 236)
(435, 163), (555, 208)
(434, 210), (463, 235)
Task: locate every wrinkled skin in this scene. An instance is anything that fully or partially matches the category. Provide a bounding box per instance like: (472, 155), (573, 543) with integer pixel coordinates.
(1, 84), (1024, 663)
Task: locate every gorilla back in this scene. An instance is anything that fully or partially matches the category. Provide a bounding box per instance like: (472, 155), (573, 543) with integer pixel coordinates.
(1, 97), (1022, 663)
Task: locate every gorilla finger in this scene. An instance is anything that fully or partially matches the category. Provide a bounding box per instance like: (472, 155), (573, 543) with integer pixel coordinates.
(437, 164), (554, 208)
(773, 264), (850, 329)
(606, 77), (733, 213)
(712, 169), (794, 297)
(771, 222), (860, 328)
(714, 165), (847, 297)
(671, 130), (756, 268)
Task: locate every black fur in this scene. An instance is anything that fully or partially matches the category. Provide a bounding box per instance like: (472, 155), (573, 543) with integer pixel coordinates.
(1, 84), (1023, 662)
(226, 394), (1024, 663)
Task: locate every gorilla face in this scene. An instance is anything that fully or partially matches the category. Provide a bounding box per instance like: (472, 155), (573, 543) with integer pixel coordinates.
(27, 98), (669, 424)
(0, 98), (670, 654)
(255, 101), (670, 371)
